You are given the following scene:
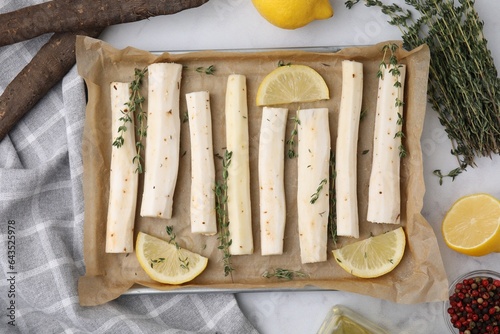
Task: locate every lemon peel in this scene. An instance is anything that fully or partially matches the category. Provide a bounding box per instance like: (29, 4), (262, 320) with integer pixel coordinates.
(251, 0), (334, 30)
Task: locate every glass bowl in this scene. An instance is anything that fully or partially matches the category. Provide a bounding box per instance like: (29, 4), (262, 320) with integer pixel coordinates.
(444, 270), (500, 333)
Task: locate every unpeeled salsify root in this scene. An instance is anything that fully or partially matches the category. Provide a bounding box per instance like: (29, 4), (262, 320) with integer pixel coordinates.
(0, 0), (209, 140)
(0, 29), (102, 141)
(0, 0), (209, 47)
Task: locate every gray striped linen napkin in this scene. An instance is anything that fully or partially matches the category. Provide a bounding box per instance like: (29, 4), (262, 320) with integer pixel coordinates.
(0, 1), (259, 333)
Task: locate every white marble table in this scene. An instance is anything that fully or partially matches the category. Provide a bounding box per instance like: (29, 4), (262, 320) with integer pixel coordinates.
(100, 1), (500, 332)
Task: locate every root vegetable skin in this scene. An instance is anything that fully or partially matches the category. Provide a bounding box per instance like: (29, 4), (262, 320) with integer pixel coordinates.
(367, 64), (407, 224)
(225, 74), (254, 255)
(0, 0), (208, 141)
(259, 107), (288, 256)
(335, 60), (363, 238)
(0, 30), (101, 141)
(140, 63), (182, 219)
(185, 91), (217, 235)
(297, 108), (330, 264)
(106, 82), (138, 253)
(0, 0), (209, 47)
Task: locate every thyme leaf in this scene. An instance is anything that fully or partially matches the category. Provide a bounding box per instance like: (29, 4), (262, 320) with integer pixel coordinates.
(150, 257), (165, 269)
(278, 60), (292, 67)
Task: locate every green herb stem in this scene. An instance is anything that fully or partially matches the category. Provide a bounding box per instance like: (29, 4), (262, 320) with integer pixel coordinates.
(310, 178), (328, 204)
(329, 151), (338, 244)
(165, 225), (190, 270)
(195, 65), (216, 75)
(286, 110), (301, 159)
(379, 43), (407, 158)
(262, 268), (307, 280)
(131, 67), (148, 174)
(215, 150), (234, 278)
(347, 0), (500, 173)
(112, 67), (148, 174)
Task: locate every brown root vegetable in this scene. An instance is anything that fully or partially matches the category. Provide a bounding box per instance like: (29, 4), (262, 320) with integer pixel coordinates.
(0, 30), (101, 141)
(0, 0), (209, 47)
(0, 0), (209, 140)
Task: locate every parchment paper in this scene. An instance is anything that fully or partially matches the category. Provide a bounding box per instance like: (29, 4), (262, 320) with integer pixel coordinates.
(76, 36), (448, 306)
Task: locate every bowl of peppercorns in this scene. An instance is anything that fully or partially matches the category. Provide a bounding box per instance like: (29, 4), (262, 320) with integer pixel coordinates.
(445, 270), (500, 334)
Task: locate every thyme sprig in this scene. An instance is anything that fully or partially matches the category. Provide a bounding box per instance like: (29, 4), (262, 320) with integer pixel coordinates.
(112, 105), (132, 149)
(395, 112), (407, 158)
(262, 268), (307, 280)
(165, 225), (190, 270)
(433, 168), (463, 186)
(286, 110), (301, 159)
(346, 0), (500, 177)
(166, 225), (181, 250)
(214, 150), (234, 278)
(377, 43), (399, 79)
(328, 151), (338, 244)
(310, 178), (328, 204)
(112, 67), (148, 174)
(379, 43), (407, 158)
(131, 67), (148, 173)
(195, 65), (216, 75)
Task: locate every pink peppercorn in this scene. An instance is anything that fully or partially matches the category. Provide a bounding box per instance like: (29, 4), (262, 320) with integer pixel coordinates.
(448, 275), (500, 333)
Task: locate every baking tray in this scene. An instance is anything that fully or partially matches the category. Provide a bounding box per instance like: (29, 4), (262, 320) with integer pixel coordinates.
(76, 37), (449, 306)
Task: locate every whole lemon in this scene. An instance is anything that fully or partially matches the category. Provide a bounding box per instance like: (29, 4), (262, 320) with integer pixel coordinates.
(251, 0), (334, 30)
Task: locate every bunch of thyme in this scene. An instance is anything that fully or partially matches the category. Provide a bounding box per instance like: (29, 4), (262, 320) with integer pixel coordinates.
(112, 67), (148, 173)
(346, 0), (500, 179)
(214, 150), (234, 278)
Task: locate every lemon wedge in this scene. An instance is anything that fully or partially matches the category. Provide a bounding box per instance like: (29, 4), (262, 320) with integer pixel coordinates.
(332, 227), (406, 278)
(256, 64), (329, 106)
(442, 193), (500, 256)
(136, 232), (208, 284)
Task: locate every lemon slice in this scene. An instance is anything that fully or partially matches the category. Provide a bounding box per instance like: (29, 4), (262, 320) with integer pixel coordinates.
(332, 227), (406, 278)
(256, 65), (329, 106)
(442, 193), (500, 256)
(136, 232), (208, 284)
